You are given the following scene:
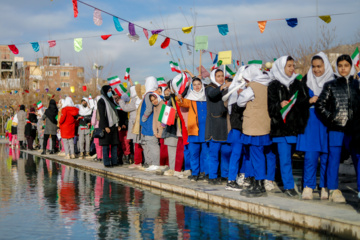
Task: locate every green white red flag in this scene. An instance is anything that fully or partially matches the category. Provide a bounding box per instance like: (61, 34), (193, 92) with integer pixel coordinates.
(158, 104), (176, 125)
(37, 101), (43, 110)
(107, 76), (128, 96)
(351, 47), (359, 67)
(170, 61), (181, 73)
(280, 91), (298, 123)
(124, 68), (130, 80)
(175, 73), (189, 94)
(157, 77), (167, 87)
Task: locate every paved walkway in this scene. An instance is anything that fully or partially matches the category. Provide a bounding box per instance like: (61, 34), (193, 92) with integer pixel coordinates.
(10, 143), (360, 239)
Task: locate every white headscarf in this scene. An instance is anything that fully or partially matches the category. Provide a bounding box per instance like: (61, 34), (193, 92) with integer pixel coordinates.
(62, 96), (75, 108)
(307, 52), (335, 96)
(228, 66), (247, 113)
(79, 97), (92, 116)
(334, 57), (356, 80)
(144, 76), (158, 93)
(210, 69), (224, 87)
(58, 99), (65, 109)
(269, 56), (298, 88)
(185, 78), (206, 101)
(129, 86), (142, 108)
(149, 92), (162, 105)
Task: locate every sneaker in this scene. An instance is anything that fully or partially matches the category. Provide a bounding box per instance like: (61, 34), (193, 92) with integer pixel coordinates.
(264, 180), (275, 191)
(189, 175), (199, 182)
(329, 189), (346, 203)
(198, 172), (206, 181)
(145, 165), (160, 171)
(177, 172), (191, 179)
(302, 187), (313, 200)
(164, 169), (175, 176)
(58, 152), (66, 156)
(243, 177), (253, 188)
(225, 181), (242, 191)
(41, 150), (46, 155)
(173, 171), (182, 177)
(128, 163), (142, 169)
(203, 174), (209, 183)
(70, 154), (76, 159)
(182, 170), (191, 176)
(284, 189), (299, 198)
(79, 152), (84, 159)
(244, 180), (267, 198)
(320, 188), (329, 200)
(64, 154), (70, 160)
(208, 178), (222, 185)
(236, 173), (245, 186)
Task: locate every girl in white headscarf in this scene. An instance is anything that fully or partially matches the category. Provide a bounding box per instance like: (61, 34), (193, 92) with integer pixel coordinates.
(297, 52), (334, 200)
(268, 55), (309, 198)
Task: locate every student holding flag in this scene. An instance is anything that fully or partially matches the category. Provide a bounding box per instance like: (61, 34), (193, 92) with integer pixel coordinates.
(296, 52), (334, 200)
(268, 56), (309, 197)
(205, 69), (231, 185)
(316, 54), (360, 203)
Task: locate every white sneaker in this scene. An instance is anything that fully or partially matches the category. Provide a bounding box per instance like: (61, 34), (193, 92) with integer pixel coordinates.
(182, 170), (191, 176)
(236, 173), (245, 186)
(302, 187), (313, 200)
(321, 188), (329, 200)
(264, 180), (275, 191)
(58, 152), (65, 156)
(173, 171), (182, 177)
(145, 165), (160, 171)
(164, 169), (175, 176)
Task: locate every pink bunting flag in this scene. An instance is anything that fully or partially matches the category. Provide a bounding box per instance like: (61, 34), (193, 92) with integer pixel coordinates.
(8, 45), (19, 55)
(101, 34), (112, 40)
(93, 9), (102, 26)
(143, 29), (149, 39)
(48, 40), (56, 47)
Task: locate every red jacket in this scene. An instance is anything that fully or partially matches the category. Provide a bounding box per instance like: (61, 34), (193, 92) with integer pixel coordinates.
(59, 106), (79, 139)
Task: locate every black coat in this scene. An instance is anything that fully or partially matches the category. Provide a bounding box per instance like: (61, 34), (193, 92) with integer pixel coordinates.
(229, 104), (245, 132)
(267, 79), (309, 137)
(25, 113), (38, 138)
(97, 98), (120, 146)
(315, 76), (360, 133)
(205, 83), (228, 141)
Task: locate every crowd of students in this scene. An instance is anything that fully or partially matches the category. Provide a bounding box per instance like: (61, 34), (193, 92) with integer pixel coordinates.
(5, 53), (360, 203)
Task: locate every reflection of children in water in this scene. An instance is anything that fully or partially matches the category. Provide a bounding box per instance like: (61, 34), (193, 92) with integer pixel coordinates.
(59, 165), (79, 222)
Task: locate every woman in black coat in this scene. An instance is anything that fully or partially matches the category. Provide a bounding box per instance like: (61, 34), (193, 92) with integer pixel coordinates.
(268, 55), (309, 197)
(25, 107), (38, 150)
(316, 54), (360, 203)
(97, 85), (121, 167)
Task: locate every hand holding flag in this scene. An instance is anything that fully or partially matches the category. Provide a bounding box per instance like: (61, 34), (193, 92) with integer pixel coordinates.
(280, 91), (298, 123)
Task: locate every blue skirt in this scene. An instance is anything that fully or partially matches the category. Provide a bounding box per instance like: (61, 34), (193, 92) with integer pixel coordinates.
(272, 136), (297, 144)
(240, 134), (271, 146)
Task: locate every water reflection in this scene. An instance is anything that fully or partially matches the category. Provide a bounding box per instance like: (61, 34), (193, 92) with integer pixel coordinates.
(0, 147), (332, 240)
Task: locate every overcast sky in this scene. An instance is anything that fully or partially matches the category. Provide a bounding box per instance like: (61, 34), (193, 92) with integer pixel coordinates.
(0, 0), (359, 84)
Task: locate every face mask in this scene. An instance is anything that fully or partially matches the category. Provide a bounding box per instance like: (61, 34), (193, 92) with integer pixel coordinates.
(82, 104), (87, 107)
(107, 92), (113, 98)
(164, 95), (170, 101)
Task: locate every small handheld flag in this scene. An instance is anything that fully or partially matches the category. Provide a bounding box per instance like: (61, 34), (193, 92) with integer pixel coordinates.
(280, 91), (298, 123)
(124, 68), (130, 80)
(158, 105), (176, 125)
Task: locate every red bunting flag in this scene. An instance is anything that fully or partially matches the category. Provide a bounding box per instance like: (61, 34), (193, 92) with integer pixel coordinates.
(82, 86), (87, 92)
(237, 60), (240, 66)
(101, 34), (112, 40)
(24, 90), (29, 93)
(8, 45), (19, 55)
(143, 29), (149, 40)
(48, 40), (56, 47)
(210, 52), (213, 62)
(161, 37), (170, 49)
(72, 0), (78, 18)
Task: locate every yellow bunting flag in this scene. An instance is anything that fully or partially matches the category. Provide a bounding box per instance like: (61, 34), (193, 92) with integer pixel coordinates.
(182, 26), (193, 34)
(319, 15), (331, 24)
(74, 38), (83, 52)
(257, 21), (267, 33)
(149, 34), (158, 46)
(70, 86), (75, 93)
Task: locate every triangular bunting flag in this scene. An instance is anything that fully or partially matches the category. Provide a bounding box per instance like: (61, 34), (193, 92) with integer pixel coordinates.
(286, 18), (298, 28)
(182, 26), (193, 34)
(319, 15), (331, 24)
(217, 24), (229, 36)
(178, 41), (183, 46)
(48, 40), (56, 48)
(72, 0), (78, 18)
(74, 38), (82, 52)
(128, 22), (136, 36)
(161, 37), (170, 49)
(257, 21), (267, 33)
(101, 34), (112, 40)
(93, 9), (102, 26)
(143, 28), (149, 39)
(113, 16), (124, 32)
(149, 34), (158, 46)
(8, 45), (19, 55)
(30, 42), (40, 52)
(151, 29), (163, 35)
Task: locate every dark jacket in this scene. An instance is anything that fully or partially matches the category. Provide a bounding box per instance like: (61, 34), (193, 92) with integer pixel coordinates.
(25, 113), (38, 138)
(117, 109), (128, 128)
(205, 83), (228, 141)
(97, 98), (120, 146)
(229, 104), (245, 132)
(315, 76), (360, 133)
(267, 79), (309, 137)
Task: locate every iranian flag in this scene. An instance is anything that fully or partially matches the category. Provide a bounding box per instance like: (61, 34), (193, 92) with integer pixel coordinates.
(175, 73), (189, 94)
(113, 84), (128, 97)
(107, 76), (121, 87)
(37, 101), (43, 109)
(225, 66), (236, 76)
(124, 68), (130, 80)
(170, 61), (181, 73)
(157, 77), (167, 87)
(248, 60), (263, 70)
(158, 104), (176, 125)
(351, 47), (359, 67)
(280, 91), (298, 123)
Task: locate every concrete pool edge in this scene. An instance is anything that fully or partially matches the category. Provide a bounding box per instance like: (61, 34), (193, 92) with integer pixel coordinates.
(20, 149), (360, 239)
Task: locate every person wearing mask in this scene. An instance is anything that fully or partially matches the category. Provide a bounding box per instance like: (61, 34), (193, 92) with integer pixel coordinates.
(268, 56), (309, 197)
(205, 69), (231, 185)
(41, 100), (59, 155)
(17, 105), (27, 150)
(77, 97), (93, 159)
(97, 86), (121, 167)
(316, 54), (360, 203)
(297, 52), (334, 200)
(59, 97), (79, 159)
(25, 107), (37, 150)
